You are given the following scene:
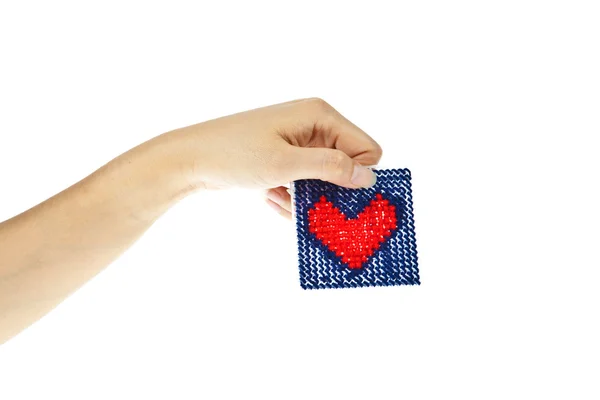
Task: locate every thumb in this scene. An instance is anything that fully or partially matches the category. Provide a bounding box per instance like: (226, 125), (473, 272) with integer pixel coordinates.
(285, 147), (377, 188)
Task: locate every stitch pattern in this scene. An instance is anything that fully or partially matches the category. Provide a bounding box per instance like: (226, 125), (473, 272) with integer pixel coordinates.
(308, 194), (398, 269)
(293, 168), (419, 290)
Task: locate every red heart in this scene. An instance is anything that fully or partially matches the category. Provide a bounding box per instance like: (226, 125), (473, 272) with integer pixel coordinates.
(308, 194), (398, 269)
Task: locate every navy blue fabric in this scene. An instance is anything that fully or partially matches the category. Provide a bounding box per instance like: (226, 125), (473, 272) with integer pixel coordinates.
(293, 168), (420, 290)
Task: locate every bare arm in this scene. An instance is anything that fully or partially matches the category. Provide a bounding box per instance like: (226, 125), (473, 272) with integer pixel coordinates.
(0, 98), (382, 345)
(0, 134), (192, 344)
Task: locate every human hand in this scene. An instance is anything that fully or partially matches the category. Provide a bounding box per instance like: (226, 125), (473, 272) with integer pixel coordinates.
(169, 98), (382, 218)
(0, 98), (382, 343)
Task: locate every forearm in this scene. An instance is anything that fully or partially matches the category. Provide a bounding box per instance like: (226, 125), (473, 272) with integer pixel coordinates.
(0, 129), (196, 344)
(0, 98), (382, 345)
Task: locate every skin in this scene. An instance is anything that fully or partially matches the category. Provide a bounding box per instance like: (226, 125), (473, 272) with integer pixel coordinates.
(0, 98), (382, 345)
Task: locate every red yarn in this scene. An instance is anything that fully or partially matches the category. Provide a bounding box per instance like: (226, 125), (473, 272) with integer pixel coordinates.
(308, 193), (398, 269)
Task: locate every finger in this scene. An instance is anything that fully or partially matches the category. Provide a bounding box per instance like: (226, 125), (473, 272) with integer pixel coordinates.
(306, 98), (383, 165)
(282, 146), (377, 188)
(265, 198), (292, 220)
(266, 186), (291, 213)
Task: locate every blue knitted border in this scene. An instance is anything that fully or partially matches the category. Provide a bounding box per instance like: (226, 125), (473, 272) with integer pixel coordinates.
(293, 168), (419, 290)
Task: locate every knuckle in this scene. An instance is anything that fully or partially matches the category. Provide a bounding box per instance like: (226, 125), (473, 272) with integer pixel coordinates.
(306, 97), (333, 113)
(372, 142), (383, 160)
(322, 150), (348, 179)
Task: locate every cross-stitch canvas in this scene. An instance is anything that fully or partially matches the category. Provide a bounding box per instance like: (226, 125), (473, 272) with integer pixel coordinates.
(293, 168), (419, 290)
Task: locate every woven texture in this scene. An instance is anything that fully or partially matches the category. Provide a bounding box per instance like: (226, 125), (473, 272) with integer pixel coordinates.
(293, 168), (419, 290)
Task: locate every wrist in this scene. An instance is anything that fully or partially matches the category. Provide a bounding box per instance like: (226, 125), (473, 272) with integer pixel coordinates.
(101, 131), (202, 223)
(153, 123), (221, 193)
(145, 130), (204, 198)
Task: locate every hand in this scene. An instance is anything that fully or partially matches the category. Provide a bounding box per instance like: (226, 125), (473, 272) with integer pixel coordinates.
(170, 98), (383, 218)
(0, 98), (382, 343)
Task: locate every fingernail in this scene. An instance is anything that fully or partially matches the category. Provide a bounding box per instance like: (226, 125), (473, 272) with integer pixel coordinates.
(266, 191), (283, 205)
(351, 165), (377, 187)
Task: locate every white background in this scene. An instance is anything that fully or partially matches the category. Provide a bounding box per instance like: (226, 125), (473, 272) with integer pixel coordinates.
(1, 1), (599, 398)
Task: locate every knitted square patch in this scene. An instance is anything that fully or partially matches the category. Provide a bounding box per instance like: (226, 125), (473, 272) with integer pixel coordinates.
(293, 168), (419, 290)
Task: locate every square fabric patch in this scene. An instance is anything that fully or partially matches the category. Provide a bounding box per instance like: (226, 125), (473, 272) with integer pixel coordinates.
(293, 168), (419, 290)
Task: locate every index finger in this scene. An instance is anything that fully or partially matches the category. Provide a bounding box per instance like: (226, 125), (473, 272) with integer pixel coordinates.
(306, 98), (383, 166)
